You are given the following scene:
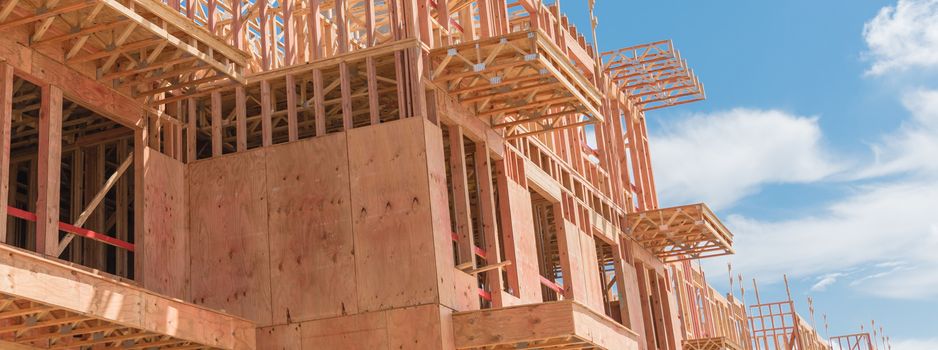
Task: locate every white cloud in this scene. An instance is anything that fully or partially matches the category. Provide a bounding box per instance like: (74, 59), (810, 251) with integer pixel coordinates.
(860, 89), (938, 178)
(863, 0), (938, 75)
(711, 90), (938, 300)
(650, 108), (842, 210)
(890, 337), (938, 350)
(810, 272), (845, 292)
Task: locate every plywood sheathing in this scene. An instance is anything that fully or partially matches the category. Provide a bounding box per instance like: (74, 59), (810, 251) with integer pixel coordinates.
(140, 148), (190, 299)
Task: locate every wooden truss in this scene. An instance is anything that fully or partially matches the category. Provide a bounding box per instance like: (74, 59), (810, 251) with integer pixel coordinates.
(602, 40), (705, 111)
(829, 333), (875, 350)
(0, 0), (249, 99)
(684, 336), (744, 350)
(429, 30), (604, 139)
(749, 300), (830, 350)
(624, 203), (734, 262)
(0, 243), (252, 349)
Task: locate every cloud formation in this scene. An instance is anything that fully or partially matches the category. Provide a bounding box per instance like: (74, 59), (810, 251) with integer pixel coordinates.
(650, 108), (841, 210)
(711, 89), (938, 300)
(863, 0), (938, 75)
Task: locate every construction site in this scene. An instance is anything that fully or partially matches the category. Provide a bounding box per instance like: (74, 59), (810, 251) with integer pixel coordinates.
(0, 0), (887, 349)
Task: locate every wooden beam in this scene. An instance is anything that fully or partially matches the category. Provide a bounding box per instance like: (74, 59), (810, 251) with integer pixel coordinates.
(36, 84), (62, 256)
(0, 63), (11, 242)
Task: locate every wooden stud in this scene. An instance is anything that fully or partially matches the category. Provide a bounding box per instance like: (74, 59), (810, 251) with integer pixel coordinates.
(474, 141), (504, 306)
(36, 84), (62, 256)
(186, 98), (197, 162)
(366, 56), (380, 125)
(339, 62), (352, 130)
(286, 75), (298, 141)
(211, 91), (223, 156)
(236, 86), (247, 151)
(261, 80), (273, 146)
(0, 63), (11, 241)
(448, 125), (475, 267)
(312, 69), (325, 135)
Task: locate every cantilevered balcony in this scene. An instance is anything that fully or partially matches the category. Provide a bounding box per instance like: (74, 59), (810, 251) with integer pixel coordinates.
(624, 203), (734, 262)
(429, 30), (604, 139)
(603, 40), (705, 111)
(0, 244), (254, 349)
(0, 0), (249, 101)
(453, 300), (639, 350)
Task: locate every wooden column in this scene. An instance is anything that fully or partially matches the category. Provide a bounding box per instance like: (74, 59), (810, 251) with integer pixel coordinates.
(312, 69), (325, 135)
(286, 75), (298, 141)
(261, 80), (272, 146)
(475, 141), (504, 306)
(335, 0), (349, 53)
(36, 85), (62, 256)
(448, 126), (475, 267)
(235, 86), (247, 151)
(365, 0), (376, 46)
(366, 56), (379, 125)
(308, 0), (321, 60)
(339, 62), (352, 130)
(0, 63), (12, 241)
(283, 0), (295, 65)
(211, 91), (222, 156)
(186, 98), (197, 162)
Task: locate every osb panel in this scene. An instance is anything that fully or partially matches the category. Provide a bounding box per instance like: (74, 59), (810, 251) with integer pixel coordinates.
(505, 180), (542, 303)
(423, 120), (459, 310)
(141, 149), (189, 300)
(257, 324), (301, 350)
(387, 304), (449, 350)
(559, 220), (588, 301)
(578, 232), (605, 313)
(348, 118), (439, 312)
(266, 134), (358, 324)
(188, 150), (273, 325)
(300, 310), (389, 349)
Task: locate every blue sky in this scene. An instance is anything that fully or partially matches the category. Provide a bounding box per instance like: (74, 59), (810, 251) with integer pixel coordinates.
(566, 0), (938, 347)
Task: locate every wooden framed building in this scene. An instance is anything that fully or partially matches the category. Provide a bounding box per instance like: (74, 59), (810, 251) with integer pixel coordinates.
(0, 0), (845, 349)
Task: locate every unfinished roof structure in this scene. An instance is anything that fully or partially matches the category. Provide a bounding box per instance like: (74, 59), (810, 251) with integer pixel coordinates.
(0, 0), (846, 349)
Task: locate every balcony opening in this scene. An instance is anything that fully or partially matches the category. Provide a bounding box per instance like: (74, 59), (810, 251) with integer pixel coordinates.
(6, 76), (135, 279)
(595, 238), (622, 322)
(531, 190), (563, 302)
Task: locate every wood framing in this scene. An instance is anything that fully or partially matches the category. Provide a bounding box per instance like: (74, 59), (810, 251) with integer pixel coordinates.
(625, 204), (734, 262)
(0, 243), (253, 349)
(452, 300), (640, 350)
(602, 40), (706, 111)
(429, 30), (604, 138)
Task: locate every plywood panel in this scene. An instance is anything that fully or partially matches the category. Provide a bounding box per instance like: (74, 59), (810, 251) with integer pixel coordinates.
(142, 149), (189, 300)
(266, 134), (358, 324)
(388, 304), (450, 350)
(348, 118), (439, 312)
(579, 232), (604, 313)
(257, 324), (301, 350)
(423, 120), (458, 310)
(505, 180), (542, 303)
(300, 310), (389, 349)
(189, 150), (273, 325)
(559, 220), (587, 301)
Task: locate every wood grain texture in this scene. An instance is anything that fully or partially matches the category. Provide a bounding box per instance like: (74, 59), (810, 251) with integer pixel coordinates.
(266, 134), (358, 324)
(141, 148), (189, 300)
(188, 149), (273, 325)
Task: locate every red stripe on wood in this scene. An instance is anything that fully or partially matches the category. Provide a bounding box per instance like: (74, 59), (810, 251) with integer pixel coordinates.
(7, 206), (135, 252)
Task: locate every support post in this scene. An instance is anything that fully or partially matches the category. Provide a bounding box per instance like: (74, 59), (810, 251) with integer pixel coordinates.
(286, 75), (298, 141)
(236, 86), (247, 151)
(261, 80), (272, 146)
(211, 91), (222, 156)
(0, 63), (12, 241)
(36, 85), (62, 256)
